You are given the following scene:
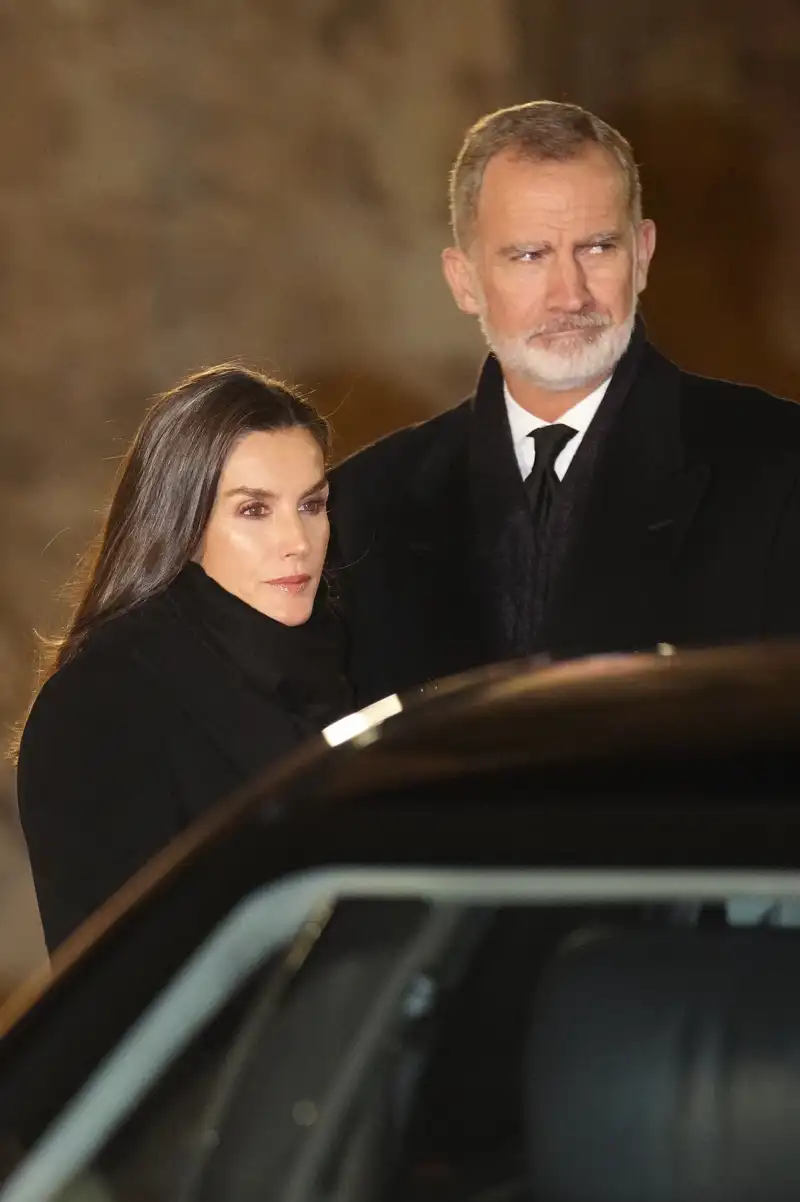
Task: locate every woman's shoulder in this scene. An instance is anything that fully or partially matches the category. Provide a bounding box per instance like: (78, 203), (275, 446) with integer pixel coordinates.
(20, 601), (170, 753)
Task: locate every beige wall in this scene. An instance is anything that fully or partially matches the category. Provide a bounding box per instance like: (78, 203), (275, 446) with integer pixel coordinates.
(1, 0), (798, 984)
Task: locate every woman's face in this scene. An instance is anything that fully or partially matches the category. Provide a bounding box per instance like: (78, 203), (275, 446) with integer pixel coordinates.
(197, 427), (329, 625)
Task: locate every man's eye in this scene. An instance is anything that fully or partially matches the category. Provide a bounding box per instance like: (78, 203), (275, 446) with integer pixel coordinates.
(517, 250), (543, 262)
(585, 242), (615, 255)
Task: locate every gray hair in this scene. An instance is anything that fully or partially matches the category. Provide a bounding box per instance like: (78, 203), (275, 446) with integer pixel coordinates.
(449, 100), (642, 248)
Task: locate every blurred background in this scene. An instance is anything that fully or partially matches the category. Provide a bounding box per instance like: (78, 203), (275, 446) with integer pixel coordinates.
(0, 0), (798, 985)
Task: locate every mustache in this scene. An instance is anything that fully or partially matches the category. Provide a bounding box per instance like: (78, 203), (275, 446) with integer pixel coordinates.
(528, 313), (612, 338)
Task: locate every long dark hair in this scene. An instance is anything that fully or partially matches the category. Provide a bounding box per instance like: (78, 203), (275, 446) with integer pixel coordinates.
(8, 365), (328, 761)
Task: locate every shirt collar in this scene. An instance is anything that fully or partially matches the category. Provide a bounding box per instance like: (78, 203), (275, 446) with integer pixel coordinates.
(503, 373), (612, 451)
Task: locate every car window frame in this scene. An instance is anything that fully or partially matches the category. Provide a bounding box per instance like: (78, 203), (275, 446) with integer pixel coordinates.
(5, 865), (800, 1202)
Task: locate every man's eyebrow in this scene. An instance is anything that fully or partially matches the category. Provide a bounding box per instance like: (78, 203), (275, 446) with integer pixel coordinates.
(497, 231), (623, 257)
(223, 478), (328, 501)
(497, 241), (553, 258)
(577, 229), (622, 245)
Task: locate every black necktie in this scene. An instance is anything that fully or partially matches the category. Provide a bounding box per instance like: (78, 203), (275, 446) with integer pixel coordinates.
(524, 423), (577, 541)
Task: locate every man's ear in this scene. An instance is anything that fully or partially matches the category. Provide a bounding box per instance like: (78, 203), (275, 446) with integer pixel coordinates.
(441, 246), (482, 316)
(635, 218), (657, 294)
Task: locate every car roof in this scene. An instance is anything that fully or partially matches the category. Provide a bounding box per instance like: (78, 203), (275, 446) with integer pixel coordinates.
(315, 642), (800, 798)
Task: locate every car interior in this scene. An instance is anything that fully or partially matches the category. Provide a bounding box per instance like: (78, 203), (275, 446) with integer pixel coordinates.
(14, 887), (797, 1202)
(391, 904), (800, 1202)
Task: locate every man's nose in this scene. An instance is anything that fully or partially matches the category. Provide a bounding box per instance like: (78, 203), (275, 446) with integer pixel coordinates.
(545, 253), (591, 312)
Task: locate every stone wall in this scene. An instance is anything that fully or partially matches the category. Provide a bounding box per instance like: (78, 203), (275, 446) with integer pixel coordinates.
(1, 0), (798, 984)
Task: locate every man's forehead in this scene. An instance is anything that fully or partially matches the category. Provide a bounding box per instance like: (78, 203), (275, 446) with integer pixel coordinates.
(477, 147), (628, 225)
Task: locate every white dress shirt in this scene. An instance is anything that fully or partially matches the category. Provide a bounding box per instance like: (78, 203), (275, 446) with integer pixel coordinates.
(504, 376), (611, 481)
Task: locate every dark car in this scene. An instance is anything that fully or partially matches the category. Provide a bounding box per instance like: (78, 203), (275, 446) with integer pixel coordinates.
(1, 644), (800, 1202)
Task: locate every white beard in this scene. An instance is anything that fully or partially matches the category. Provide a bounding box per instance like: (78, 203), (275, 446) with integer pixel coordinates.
(477, 302), (637, 393)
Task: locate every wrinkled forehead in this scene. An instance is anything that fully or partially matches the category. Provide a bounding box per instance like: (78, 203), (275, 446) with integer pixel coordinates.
(475, 146), (632, 242)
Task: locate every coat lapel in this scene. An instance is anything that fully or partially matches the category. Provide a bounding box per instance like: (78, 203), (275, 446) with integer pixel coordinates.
(128, 595), (311, 783)
(540, 344), (712, 656)
(393, 430), (492, 681)
(466, 355), (533, 658)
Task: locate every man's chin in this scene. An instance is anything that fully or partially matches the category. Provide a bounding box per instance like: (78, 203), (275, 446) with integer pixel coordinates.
(501, 351), (612, 392)
(518, 368), (605, 392)
(492, 321), (634, 392)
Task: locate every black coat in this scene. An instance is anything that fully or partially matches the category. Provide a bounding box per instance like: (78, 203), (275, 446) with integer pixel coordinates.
(330, 336), (800, 706)
(17, 580), (337, 952)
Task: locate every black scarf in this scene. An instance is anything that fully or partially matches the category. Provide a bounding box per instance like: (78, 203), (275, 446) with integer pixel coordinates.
(170, 563), (353, 730)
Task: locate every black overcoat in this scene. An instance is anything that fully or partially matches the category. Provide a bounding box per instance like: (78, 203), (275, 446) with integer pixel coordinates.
(17, 587), (317, 951)
(331, 338), (800, 706)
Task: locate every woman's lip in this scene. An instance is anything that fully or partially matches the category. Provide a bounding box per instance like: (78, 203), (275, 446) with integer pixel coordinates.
(266, 575), (311, 592)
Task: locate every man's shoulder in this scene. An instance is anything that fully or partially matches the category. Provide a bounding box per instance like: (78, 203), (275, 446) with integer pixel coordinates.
(678, 365), (800, 451)
(332, 398), (472, 488)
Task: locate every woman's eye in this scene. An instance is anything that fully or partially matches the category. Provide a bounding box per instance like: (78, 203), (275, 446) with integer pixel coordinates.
(240, 502), (268, 518)
(301, 497), (328, 515)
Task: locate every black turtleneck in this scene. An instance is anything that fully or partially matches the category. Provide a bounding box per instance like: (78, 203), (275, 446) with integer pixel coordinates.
(170, 563), (352, 730)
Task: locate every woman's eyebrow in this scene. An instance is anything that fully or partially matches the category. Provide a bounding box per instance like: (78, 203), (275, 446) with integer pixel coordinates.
(223, 478), (328, 501)
(301, 477), (328, 499)
(224, 485), (275, 500)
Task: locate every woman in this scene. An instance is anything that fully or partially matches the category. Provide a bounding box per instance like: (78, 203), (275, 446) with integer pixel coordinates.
(13, 365), (351, 952)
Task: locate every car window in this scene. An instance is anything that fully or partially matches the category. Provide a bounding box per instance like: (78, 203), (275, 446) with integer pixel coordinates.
(5, 866), (800, 1202)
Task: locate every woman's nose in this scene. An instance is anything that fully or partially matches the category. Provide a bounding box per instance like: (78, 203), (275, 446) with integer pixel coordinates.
(279, 511), (311, 558)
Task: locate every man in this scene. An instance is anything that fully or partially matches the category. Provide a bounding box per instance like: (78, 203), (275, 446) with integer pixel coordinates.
(331, 100), (800, 706)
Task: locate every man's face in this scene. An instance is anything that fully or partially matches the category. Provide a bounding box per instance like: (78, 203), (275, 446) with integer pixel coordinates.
(443, 146), (656, 392)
